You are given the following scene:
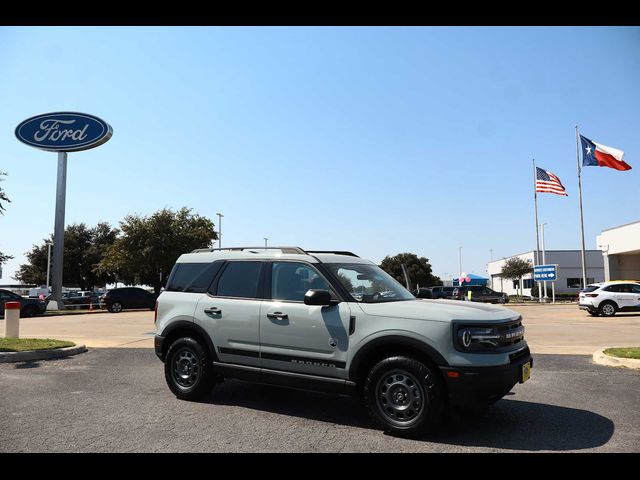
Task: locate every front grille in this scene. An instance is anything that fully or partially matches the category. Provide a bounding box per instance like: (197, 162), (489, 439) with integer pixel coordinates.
(495, 318), (525, 349)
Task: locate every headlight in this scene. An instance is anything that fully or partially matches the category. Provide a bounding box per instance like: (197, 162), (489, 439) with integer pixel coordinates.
(456, 326), (501, 351)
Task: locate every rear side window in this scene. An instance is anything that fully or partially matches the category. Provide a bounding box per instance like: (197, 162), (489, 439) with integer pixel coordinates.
(214, 261), (262, 298)
(166, 262), (223, 293)
(582, 286), (599, 293)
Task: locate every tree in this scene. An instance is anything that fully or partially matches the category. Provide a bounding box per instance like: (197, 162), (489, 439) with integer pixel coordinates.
(379, 253), (441, 291)
(0, 171), (13, 269)
(500, 257), (533, 298)
(97, 207), (217, 294)
(14, 222), (119, 289)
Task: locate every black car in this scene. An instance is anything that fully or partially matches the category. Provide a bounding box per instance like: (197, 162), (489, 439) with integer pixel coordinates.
(0, 289), (46, 317)
(452, 285), (508, 303)
(430, 286), (455, 299)
(414, 287), (434, 299)
(100, 287), (157, 313)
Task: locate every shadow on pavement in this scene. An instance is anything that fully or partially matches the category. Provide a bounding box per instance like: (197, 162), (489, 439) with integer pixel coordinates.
(205, 380), (614, 451)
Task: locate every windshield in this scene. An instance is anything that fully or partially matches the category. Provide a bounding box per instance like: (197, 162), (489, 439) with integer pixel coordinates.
(326, 263), (415, 303)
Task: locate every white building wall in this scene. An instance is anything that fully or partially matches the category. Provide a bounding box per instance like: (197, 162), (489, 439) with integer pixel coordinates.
(487, 250), (604, 296)
(597, 221), (640, 281)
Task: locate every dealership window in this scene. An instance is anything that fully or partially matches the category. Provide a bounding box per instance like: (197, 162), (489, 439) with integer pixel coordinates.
(567, 278), (595, 289)
(512, 279), (534, 289)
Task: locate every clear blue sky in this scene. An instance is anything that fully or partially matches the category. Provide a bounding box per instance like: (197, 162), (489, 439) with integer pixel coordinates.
(1, 26), (639, 283)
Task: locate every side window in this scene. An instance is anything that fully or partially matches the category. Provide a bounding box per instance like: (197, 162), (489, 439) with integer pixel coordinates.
(631, 284), (640, 294)
(166, 261), (223, 293)
(271, 262), (332, 302)
(604, 285), (621, 292)
(214, 261), (262, 299)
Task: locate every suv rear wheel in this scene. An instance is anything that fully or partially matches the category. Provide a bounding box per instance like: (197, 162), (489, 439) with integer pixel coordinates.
(164, 337), (215, 401)
(363, 356), (445, 438)
(599, 301), (617, 317)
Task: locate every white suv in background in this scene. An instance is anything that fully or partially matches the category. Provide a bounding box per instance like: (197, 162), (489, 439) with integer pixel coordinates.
(579, 281), (640, 317)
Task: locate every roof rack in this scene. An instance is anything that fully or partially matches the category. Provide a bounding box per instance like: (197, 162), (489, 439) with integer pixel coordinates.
(190, 246), (307, 254)
(306, 250), (359, 258)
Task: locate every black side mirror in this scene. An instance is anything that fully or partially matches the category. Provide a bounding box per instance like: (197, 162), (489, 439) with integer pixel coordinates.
(304, 289), (338, 307)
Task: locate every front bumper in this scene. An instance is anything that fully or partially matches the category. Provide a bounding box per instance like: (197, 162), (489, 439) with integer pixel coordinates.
(440, 347), (533, 408)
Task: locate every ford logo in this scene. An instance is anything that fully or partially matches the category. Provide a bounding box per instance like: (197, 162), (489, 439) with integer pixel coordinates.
(15, 112), (113, 152)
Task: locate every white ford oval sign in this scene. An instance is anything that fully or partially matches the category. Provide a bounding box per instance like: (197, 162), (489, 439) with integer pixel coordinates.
(15, 112), (113, 152)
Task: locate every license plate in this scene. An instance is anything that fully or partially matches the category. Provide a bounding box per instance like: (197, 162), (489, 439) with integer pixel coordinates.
(521, 362), (531, 383)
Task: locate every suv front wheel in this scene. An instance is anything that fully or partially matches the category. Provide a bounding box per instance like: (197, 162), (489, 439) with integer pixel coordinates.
(363, 356), (445, 438)
(164, 337), (215, 401)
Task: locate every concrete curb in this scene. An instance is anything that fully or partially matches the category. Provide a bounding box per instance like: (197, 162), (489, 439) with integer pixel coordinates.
(592, 348), (640, 370)
(0, 345), (88, 363)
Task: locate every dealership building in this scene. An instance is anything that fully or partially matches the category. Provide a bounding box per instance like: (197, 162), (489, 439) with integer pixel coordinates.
(487, 250), (605, 296)
(596, 220), (640, 281)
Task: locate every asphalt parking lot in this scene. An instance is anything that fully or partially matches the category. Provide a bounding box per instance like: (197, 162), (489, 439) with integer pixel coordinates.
(0, 348), (638, 452)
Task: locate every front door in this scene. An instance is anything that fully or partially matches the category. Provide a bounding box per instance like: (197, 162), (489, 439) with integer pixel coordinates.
(193, 261), (264, 368)
(259, 261), (351, 379)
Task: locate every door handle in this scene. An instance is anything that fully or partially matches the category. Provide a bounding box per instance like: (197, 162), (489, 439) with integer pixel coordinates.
(204, 307), (221, 315)
(266, 312), (288, 321)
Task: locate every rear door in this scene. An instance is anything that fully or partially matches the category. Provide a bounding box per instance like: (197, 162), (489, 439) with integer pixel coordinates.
(193, 261), (264, 367)
(259, 261), (351, 379)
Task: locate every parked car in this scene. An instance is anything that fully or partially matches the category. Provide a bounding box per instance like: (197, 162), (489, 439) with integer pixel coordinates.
(154, 246), (532, 438)
(0, 289), (46, 317)
(100, 287), (157, 313)
(429, 286), (455, 299)
(578, 281), (640, 317)
(414, 287), (433, 299)
(453, 285), (508, 303)
(61, 290), (101, 309)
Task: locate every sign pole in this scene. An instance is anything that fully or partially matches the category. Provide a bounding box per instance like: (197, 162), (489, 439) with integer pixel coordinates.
(533, 159), (542, 302)
(51, 151), (68, 309)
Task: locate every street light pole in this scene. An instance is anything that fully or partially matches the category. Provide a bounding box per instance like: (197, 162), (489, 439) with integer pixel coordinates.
(458, 246), (462, 276)
(540, 222), (549, 301)
(216, 212), (224, 249)
(264, 238), (268, 250)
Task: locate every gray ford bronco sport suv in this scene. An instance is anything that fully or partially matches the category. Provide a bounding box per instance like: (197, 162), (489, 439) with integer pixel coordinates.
(154, 247), (532, 438)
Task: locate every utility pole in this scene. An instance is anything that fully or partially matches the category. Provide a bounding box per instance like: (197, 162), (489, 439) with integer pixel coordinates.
(264, 237), (268, 250)
(458, 246), (462, 276)
(216, 212), (224, 249)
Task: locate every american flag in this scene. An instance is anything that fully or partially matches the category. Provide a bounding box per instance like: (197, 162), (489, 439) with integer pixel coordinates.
(536, 167), (568, 196)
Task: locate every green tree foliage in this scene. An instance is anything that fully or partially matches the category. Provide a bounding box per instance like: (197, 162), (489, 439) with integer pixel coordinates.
(14, 222), (119, 289)
(500, 257), (533, 297)
(97, 207), (217, 294)
(0, 171), (13, 267)
(379, 253), (441, 291)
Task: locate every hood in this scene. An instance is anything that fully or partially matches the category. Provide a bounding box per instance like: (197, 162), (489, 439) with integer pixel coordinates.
(355, 299), (520, 323)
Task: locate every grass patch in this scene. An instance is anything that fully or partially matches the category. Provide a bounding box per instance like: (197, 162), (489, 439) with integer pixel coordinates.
(604, 347), (640, 360)
(0, 338), (75, 352)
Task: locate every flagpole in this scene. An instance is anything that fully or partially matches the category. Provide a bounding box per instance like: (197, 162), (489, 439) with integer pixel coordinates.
(576, 125), (588, 289)
(533, 158), (541, 302)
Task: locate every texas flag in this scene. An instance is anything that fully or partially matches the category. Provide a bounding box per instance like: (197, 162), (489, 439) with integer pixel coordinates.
(580, 135), (631, 171)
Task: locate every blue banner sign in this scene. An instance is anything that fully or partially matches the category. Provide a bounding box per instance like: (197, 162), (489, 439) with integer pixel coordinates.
(534, 264), (558, 281)
(15, 112), (112, 152)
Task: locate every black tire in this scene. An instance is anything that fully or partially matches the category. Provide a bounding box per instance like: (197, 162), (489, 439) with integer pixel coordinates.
(21, 305), (39, 318)
(108, 301), (123, 313)
(164, 337), (215, 401)
(599, 301), (617, 317)
(363, 356), (446, 438)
